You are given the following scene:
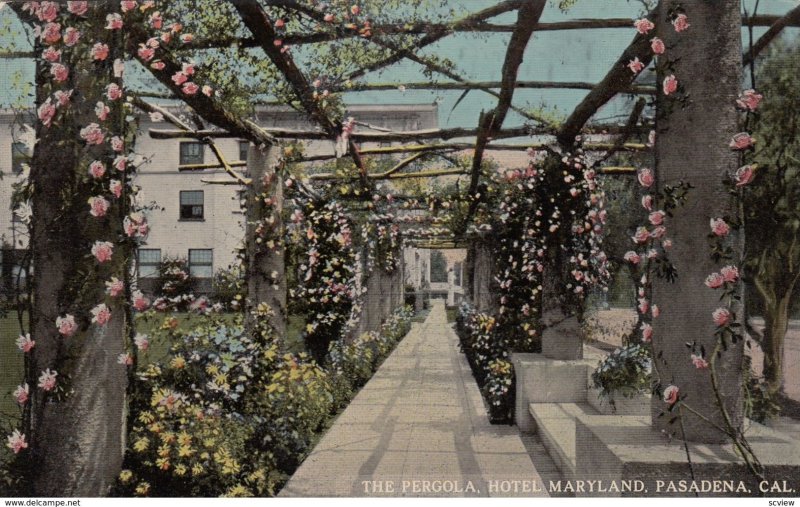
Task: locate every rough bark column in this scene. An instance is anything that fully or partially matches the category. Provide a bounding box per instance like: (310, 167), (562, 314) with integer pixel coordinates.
(244, 143), (286, 338)
(651, 0), (744, 443)
(472, 241), (497, 313)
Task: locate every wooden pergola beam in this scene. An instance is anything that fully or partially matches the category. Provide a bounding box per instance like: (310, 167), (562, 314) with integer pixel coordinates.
(464, 0), (548, 234)
(309, 168), (468, 180)
(339, 80), (656, 94)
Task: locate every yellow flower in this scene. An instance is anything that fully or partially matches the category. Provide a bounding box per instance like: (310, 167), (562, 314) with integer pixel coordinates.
(177, 431), (192, 447)
(205, 364), (219, 375)
(170, 356), (186, 369)
(138, 411), (155, 424)
(178, 445), (194, 458)
(224, 484), (253, 497)
(203, 438), (216, 448)
(119, 470), (133, 483)
(247, 470), (266, 483)
(174, 464), (187, 477)
(133, 437), (150, 453)
(213, 372), (228, 385)
(135, 482), (151, 496)
(157, 444), (171, 458)
(160, 431), (176, 444)
(192, 463), (205, 476)
(156, 457), (170, 471)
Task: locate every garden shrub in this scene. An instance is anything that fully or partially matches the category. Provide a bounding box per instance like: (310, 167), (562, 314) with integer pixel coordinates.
(117, 303), (414, 497)
(591, 342), (652, 400)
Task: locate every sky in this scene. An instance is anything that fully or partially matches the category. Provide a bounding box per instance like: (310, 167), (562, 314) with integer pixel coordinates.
(1, 0), (798, 133)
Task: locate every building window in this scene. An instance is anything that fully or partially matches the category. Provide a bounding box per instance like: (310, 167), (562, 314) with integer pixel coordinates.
(179, 142), (204, 165)
(179, 190), (204, 220)
(12, 142), (28, 175)
(188, 249), (213, 278)
(138, 249), (161, 278)
(239, 141), (249, 162)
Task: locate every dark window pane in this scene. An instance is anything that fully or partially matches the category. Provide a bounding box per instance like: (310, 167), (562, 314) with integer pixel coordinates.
(138, 249), (161, 278)
(180, 191), (204, 219)
(179, 142), (204, 165)
(189, 249), (213, 278)
(239, 141), (249, 162)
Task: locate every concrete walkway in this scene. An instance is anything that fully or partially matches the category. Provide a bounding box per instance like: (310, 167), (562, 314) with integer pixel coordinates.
(280, 300), (555, 497)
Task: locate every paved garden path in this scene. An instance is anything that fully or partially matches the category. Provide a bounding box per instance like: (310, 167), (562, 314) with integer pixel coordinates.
(280, 300), (556, 497)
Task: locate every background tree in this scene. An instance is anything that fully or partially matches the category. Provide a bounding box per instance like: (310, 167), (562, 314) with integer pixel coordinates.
(744, 39), (800, 398)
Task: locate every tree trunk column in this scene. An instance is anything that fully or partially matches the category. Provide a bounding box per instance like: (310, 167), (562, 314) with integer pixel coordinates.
(651, 0), (744, 443)
(471, 241), (496, 313)
(244, 144), (286, 339)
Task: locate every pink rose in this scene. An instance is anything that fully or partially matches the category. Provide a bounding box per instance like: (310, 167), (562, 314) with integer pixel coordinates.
(182, 82), (199, 95)
(275, 18), (285, 28)
(92, 42), (109, 61)
(627, 57), (645, 74)
(662, 238), (673, 249)
(350, 5), (360, 15)
(134, 333), (150, 351)
(132, 290), (150, 311)
(95, 101), (110, 121)
(202, 85), (213, 97)
(736, 89), (762, 111)
(641, 323), (653, 342)
(730, 132), (755, 150)
(110, 180), (123, 198)
(51, 63), (69, 83)
(710, 218), (730, 237)
(648, 210), (666, 226)
(56, 314), (78, 337)
(67, 1), (89, 16)
(105, 277), (124, 297)
(42, 47), (61, 62)
(652, 305), (660, 318)
(89, 160), (106, 179)
(650, 37), (665, 55)
(641, 195), (653, 211)
(36, 2), (60, 22)
(88, 196), (110, 217)
(181, 33), (194, 44)
(720, 265), (739, 283)
(6, 430), (28, 454)
(691, 354), (709, 369)
(91, 303), (112, 325)
(672, 13), (690, 32)
(273, 39), (282, 47)
(38, 369), (58, 391)
(91, 241), (114, 263)
(113, 155), (127, 172)
(13, 384), (29, 405)
(632, 226), (650, 244)
(733, 164), (755, 186)
(182, 62), (195, 75)
(324, 13), (335, 22)
(638, 297), (649, 315)
(117, 353), (134, 366)
(662, 75), (678, 95)
(171, 22), (183, 33)
(63, 27), (81, 46)
(16, 334), (35, 353)
(149, 11), (163, 29)
(138, 45), (156, 62)
(650, 226), (666, 239)
(150, 61), (166, 70)
(146, 37), (160, 48)
(705, 272), (724, 289)
(712, 307), (731, 327)
(623, 251), (640, 265)
(41, 22), (61, 44)
(54, 90), (72, 108)
(663, 385), (679, 404)
(106, 83), (123, 101)
(80, 123), (105, 145)
(38, 100), (56, 127)
(646, 249), (658, 259)
(111, 136), (124, 152)
(171, 72), (188, 85)
(106, 13), (123, 30)
(634, 18), (655, 34)
(121, 1), (138, 12)
(637, 168), (654, 188)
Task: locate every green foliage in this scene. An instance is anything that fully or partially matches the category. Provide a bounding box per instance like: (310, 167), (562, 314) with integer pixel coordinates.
(210, 264), (245, 312)
(591, 342), (652, 399)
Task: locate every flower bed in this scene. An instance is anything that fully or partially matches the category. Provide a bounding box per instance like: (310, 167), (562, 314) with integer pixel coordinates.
(114, 304), (414, 497)
(455, 303), (515, 423)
